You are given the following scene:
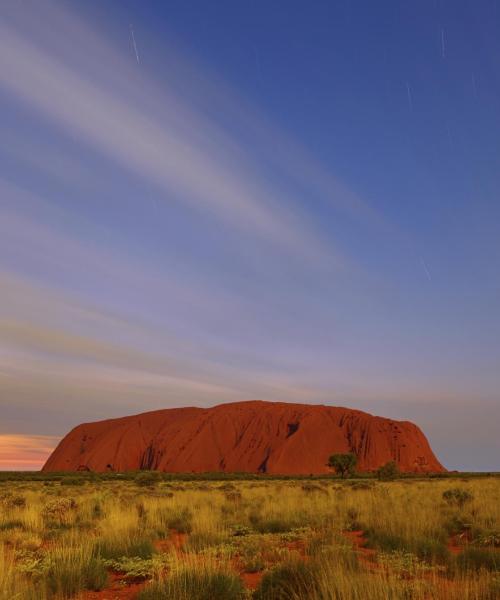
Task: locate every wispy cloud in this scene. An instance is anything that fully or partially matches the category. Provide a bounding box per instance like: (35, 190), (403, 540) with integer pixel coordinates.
(0, 3), (355, 267)
(0, 270), (330, 425)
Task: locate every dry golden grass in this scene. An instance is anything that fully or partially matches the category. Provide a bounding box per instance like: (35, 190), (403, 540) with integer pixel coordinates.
(0, 475), (498, 599)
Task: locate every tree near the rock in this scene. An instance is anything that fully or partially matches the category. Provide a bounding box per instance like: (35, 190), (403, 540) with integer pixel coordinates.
(328, 452), (357, 478)
(376, 460), (399, 480)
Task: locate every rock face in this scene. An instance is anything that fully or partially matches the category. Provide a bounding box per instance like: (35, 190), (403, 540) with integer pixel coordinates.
(42, 401), (445, 474)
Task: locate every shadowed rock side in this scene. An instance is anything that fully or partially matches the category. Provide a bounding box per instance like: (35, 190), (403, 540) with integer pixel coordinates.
(42, 401), (445, 474)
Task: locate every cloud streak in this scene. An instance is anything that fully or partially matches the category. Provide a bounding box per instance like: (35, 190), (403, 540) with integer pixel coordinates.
(0, 4), (349, 267)
(0, 434), (59, 470)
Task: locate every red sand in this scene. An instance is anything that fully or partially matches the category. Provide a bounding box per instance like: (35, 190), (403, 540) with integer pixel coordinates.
(78, 574), (145, 600)
(343, 530), (378, 570)
(43, 400), (445, 474)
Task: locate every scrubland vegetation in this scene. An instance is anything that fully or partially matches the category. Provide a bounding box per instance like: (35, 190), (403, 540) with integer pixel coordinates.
(0, 473), (498, 599)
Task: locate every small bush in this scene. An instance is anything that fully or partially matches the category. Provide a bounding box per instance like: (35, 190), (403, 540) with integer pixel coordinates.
(250, 516), (294, 534)
(2, 495), (27, 509)
(378, 550), (437, 578)
(328, 453), (357, 478)
(103, 556), (162, 581)
(307, 532), (358, 569)
(0, 520), (26, 531)
(443, 488), (474, 508)
(412, 538), (450, 564)
(138, 568), (245, 600)
(218, 483), (237, 492)
(164, 507), (192, 533)
(365, 530), (450, 564)
(135, 472), (162, 487)
(454, 547), (499, 572)
(253, 560), (320, 599)
(301, 483), (328, 494)
(376, 461), (399, 480)
(96, 537), (156, 560)
(445, 514), (473, 536)
(41, 498), (78, 525)
(365, 529), (401, 553)
(242, 555), (265, 573)
(186, 531), (227, 551)
(60, 477), (84, 486)
(45, 555), (108, 596)
(232, 524), (252, 537)
(349, 481), (373, 490)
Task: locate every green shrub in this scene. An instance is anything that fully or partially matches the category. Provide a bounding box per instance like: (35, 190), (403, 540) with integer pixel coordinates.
(307, 533), (358, 569)
(445, 514), (473, 536)
(0, 520), (26, 531)
(138, 569), (245, 600)
(41, 498), (78, 525)
(45, 555), (108, 596)
(301, 483), (328, 494)
(164, 507), (192, 533)
(328, 453), (357, 478)
(232, 524), (252, 537)
(442, 488), (474, 508)
(253, 560), (320, 599)
(376, 461), (399, 480)
(1, 494), (27, 509)
(454, 547), (499, 572)
(365, 530), (402, 553)
(135, 472), (162, 487)
(60, 477), (84, 486)
(96, 537), (155, 560)
(242, 555), (265, 573)
(103, 556), (163, 581)
(412, 538), (450, 564)
(349, 481), (373, 490)
(186, 531), (227, 551)
(250, 517), (294, 534)
(378, 550), (436, 578)
(365, 530), (450, 564)
(218, 483), (237, 492)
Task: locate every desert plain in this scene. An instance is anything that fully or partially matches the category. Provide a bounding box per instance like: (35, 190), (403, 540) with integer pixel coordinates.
(1, 471), (499, 599)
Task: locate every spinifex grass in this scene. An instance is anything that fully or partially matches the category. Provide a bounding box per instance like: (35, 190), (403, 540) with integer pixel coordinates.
(0, 476), (498, 599)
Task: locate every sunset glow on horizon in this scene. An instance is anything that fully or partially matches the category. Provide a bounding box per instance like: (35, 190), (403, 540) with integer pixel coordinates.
(0, 434), (59, 471)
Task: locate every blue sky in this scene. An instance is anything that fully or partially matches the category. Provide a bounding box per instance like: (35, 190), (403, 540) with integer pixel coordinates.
(0, 1), (499, 470)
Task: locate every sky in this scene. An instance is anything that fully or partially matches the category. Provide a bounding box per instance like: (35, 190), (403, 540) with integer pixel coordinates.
(0, 0), (499, 471)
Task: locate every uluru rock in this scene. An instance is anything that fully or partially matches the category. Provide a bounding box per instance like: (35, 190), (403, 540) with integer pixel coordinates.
(42, 400), (445, 474)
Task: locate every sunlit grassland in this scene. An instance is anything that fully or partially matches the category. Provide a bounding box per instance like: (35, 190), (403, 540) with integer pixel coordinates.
(0, 475), (498, 599)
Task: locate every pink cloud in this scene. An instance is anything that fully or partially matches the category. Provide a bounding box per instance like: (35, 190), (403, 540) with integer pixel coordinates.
(0, 434), (59, 471)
